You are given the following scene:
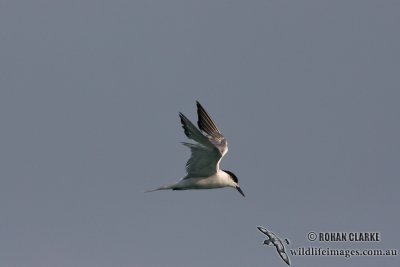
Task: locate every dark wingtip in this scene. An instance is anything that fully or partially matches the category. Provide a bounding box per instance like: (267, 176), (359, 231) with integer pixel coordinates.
(196, 101), (203, 114)
(257, 226), (268, 235)
(196, 101), (206, 114)
(179, 112), (185, 124)
(179, 112), (190, 137)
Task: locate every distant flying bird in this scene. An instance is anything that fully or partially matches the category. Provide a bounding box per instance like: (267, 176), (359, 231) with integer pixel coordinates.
(257, 226), (291, 266)
(146, 101), (244, 197)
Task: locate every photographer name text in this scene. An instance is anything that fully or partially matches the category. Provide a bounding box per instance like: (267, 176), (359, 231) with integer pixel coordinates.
(308, 232), (381, 242)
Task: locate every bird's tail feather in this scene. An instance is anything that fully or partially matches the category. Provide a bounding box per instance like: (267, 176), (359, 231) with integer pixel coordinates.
(145, 184), (174, 193)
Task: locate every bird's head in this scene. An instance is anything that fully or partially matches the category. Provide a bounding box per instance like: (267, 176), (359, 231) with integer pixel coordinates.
(263, 239), (272, 245)
(223, 170), (245, 197)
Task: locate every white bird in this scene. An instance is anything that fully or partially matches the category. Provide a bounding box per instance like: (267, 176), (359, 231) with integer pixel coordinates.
(146, 101), (244, 197)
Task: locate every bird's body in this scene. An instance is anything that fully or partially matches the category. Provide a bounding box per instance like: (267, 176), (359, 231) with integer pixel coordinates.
(146, 101), (244, 197)
(152, 170), (235, 190)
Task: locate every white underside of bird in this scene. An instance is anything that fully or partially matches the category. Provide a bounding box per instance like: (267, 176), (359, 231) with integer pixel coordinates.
(147, 170), (234, 191)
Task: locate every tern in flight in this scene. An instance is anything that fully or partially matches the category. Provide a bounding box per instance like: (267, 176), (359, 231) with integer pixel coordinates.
(257, 226), (291, 266)
(146, 101), (244, 197)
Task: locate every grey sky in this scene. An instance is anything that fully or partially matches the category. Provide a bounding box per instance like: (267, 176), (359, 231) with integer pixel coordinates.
(1, 1), (399, 266)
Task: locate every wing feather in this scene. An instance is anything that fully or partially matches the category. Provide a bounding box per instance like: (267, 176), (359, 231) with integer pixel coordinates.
(196, 101), (227, 156)
(179, 113), (210, 146)
(196, 101), (221, 135)
(181, 142), (221, 178)
(179, 102), (228, 178)
(196, 101), (222, 135)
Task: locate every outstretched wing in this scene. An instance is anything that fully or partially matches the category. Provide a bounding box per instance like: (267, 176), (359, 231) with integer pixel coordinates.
(257, 226), (274, 239)
(179, 102), (228, 178)
(279, 251), (291, 266)
(196, 101), (228, 157)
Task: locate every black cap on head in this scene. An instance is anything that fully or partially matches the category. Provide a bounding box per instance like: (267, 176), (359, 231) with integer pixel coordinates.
(223, 170), (238, 183)
(223, 170), (245, 197)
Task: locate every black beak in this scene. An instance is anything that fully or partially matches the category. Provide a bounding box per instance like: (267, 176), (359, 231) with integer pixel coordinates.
(236, 186), (245, 197)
